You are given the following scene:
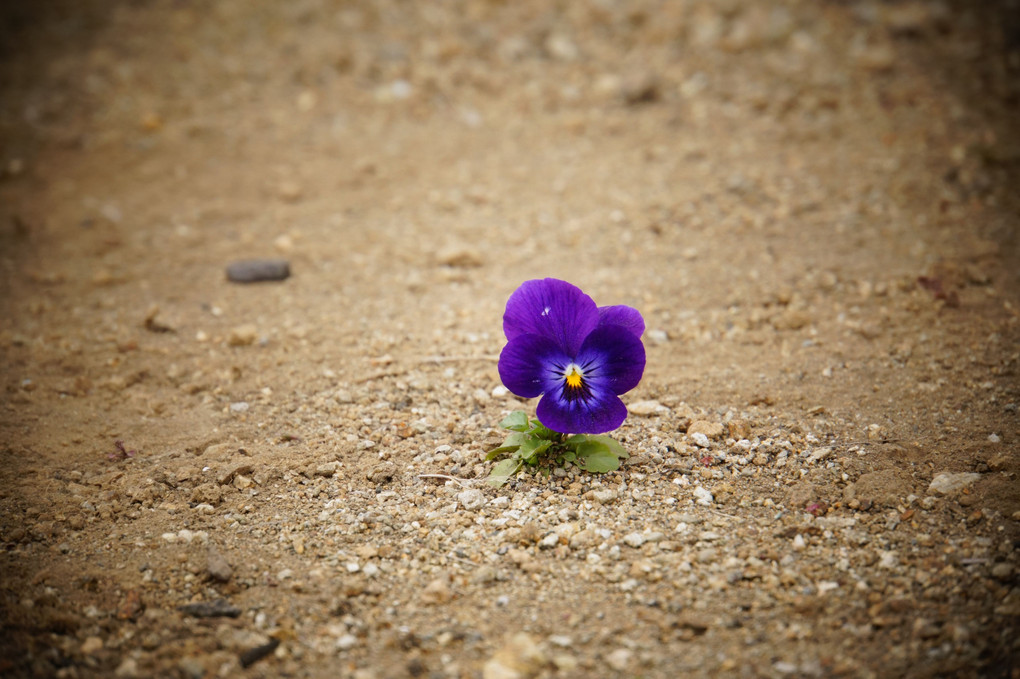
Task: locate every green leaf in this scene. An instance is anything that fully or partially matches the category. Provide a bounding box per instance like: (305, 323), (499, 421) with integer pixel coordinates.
(486, 445), (518, 461)
(486, 431), (532, 459)
(576, 447), (621, 473)
(587, 434), (630, 459)
(504, 431), (530, 447)
(529, 421), (559, 440)
(572, 440), (622, 472)
(487, 458), (522, 487)
(565, 434), (629, 459)
(518, 438), (552, 463)
(574, 440), (611, 458)
(499, 411), (530, 432)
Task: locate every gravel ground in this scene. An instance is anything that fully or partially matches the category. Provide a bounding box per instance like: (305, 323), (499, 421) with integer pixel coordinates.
(1, 1), (1018, 678)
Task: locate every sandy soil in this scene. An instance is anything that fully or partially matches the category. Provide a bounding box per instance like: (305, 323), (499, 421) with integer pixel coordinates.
(1, 1), (1018, 678)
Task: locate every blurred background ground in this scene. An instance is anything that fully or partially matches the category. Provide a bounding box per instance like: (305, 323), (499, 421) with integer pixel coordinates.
(1, 1), (1018, 678)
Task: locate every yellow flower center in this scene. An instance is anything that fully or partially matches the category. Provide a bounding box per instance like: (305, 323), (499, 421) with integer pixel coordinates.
(565, 365), (584, 389)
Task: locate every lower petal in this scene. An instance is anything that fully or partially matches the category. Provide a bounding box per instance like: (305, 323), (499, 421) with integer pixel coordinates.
(537, 387), (628, 435)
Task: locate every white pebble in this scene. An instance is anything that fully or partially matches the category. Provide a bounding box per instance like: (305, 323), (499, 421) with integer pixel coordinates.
(817, 581), (839, 594)
(693, 486), (714, 506)
(336, 634), (358, 651)
(606, 648), (633, 671)
(457, 489), (487, 511)
(629, 400), (667, 416)
(539, 533), (560, 549)
(690, 432), (711, 448)
(928, 472), (981, 495)
(623, 532), (646, 548)
(647, 329), (669, 345)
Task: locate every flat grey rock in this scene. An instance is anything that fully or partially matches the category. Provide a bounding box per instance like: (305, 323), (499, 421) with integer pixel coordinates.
(226, 259), (291, 283)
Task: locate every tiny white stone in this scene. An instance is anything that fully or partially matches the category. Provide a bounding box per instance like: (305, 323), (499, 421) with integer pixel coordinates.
(818, 581), (839, 594)
(457, 489), (487, 511)
(647, 329), (669, 345)
(928, 472), (981, 495)
(805, 447), (833, 463)
(629, 400), (667, 416)
(606, 648), (633, 671)
(539, 533), (560, 549)
(390, 79), (413, 99)
(693, 486), (714, 506)
(623, 532), (646, 548)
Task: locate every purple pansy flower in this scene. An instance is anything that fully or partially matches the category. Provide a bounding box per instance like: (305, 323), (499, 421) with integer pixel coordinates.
(497, 278), (646, 434)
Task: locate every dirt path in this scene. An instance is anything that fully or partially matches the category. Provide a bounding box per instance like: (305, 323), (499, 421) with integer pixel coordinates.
(1, 2), (1018, 678)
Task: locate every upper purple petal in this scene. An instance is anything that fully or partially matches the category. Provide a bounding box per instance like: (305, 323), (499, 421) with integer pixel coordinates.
(537, 388), (628, 435)
(498, 333), (567, 399)
(503, 278), (599, 356)
(597, 305), (645, 338)
(575, 325), (646, 396)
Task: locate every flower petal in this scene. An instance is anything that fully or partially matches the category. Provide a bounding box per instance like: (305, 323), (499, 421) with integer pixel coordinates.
(498, 333), (567, 398)
(597, 304), (645, 338)
(537, 386), (628, 434)
(575, 325), (646, 395)
(503, 278), (599, 355)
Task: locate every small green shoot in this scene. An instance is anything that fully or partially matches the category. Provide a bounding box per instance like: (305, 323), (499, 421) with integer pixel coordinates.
(486, 411), (630, 487)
